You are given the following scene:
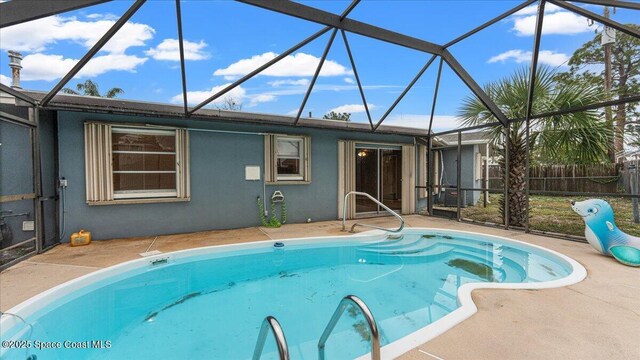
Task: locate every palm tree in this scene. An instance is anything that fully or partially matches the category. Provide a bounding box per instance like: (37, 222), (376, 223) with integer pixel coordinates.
(458, 66), (611, 227)
(62, 80), (124, 98)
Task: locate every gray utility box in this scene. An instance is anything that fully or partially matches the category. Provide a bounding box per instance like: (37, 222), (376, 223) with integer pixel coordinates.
(444, 188), (467, 208)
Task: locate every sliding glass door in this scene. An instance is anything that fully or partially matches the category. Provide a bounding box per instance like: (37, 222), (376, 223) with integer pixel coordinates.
(355, 146), (402, 214)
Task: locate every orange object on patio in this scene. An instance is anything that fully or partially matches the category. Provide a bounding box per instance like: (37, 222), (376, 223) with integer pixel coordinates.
(70, 229), (92, 247)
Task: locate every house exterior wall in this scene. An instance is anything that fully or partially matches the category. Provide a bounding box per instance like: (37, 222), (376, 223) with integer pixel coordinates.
(439, 144), (481, 205)
(57, 111), (415, 240)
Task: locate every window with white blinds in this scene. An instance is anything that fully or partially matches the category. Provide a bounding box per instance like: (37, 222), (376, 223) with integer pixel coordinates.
(264, 134), (311, 183)
(84, 122), (190, 204)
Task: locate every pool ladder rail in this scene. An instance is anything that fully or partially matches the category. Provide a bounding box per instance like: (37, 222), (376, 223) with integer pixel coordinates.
(252, 316), (289, 360)
(342, 191), (404, 234)
(252, 295), (380, 360)
(318, 295), (381, 360)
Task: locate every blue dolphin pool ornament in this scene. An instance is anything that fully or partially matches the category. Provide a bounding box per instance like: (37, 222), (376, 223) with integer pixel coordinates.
(571, 199), (640, 267)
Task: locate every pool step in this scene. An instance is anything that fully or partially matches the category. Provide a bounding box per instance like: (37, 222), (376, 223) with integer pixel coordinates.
(359, 243), (525, 282)
(360, 235), (423, 250)
(359, 241), (440, 255)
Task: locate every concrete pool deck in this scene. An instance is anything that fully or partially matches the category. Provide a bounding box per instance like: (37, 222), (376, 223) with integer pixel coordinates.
(1, 215), (638, 359)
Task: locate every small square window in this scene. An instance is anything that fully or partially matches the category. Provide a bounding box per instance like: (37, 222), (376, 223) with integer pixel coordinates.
(265, 134), (310, 183)
(276, 137), (304, 180)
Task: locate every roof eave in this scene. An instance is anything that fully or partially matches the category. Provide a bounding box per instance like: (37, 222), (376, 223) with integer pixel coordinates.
(18, 91), (428, 137)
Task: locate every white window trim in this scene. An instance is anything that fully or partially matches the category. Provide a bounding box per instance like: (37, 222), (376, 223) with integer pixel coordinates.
(276, 135), (305, 181)
(264, 134), (311, 184)
(113, 190), (178, 199)
(111, 127), (178, 200)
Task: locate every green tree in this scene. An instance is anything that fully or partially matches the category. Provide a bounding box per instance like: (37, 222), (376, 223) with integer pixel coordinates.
(555, 24), (640, 161)
(62, 80), (124, 98)
(625, 124), (640, 150)
(323, 111), (351, 121)
(459, 66), (611, 227)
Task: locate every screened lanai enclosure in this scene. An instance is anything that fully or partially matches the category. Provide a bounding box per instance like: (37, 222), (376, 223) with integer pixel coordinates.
(0, 0), (639, 268)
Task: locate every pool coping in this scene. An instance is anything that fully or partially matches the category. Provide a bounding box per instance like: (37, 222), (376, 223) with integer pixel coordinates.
(0, 228), (587, 359)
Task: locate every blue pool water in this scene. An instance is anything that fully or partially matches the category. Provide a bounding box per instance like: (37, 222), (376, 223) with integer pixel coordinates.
(1, 230), (573, 360)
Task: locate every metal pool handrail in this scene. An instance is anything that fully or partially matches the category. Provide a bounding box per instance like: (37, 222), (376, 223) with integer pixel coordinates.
(317, 295), (381, 360)
(342, 191), (404, 233)
(252, 316), (289, 360)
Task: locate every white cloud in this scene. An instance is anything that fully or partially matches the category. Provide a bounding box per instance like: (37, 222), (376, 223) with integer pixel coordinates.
(170, 83), (276, 108)
(513, 11), (593, 36)
(248, 94), (277, 107)
(0, 15), (155, 54)
(384, 114), (461, 131)
(488, 50), (529, 63)
(85, 13), (119, 21)
(213, 52), (352, 79)
(488, 49), (569, 67)
(267, 78), (310, 87)
(225, 84), (399, 109)
(171, 84), (246, 106)
(172, 81), (400, 111)
(536, 51), (571, 67)
(0, 74), (10, 86)
(514, 3), (562, 16)
(20, 53), (148, 81)
(328, 103), (376, 114)
(344, 77), (355, 84)
(145, 38), (210, 61)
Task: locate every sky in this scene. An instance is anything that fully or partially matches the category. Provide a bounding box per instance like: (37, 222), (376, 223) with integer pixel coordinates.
(0, 0), (638, 132)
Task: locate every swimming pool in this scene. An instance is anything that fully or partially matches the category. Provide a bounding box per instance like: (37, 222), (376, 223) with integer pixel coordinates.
(0, 229), (586, 360)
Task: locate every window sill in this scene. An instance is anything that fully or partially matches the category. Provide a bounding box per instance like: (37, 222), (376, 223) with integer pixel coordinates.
(266, 181), (311, 185)
(87, 197), (190, 206)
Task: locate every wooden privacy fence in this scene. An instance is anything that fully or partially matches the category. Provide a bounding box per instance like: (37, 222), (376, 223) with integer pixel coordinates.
(488, 164), (623, 193)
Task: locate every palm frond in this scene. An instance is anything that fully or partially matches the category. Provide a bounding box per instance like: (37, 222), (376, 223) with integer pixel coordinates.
(105, 88), (124, 98)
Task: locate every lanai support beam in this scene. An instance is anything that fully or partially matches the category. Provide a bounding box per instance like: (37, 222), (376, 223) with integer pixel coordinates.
(373, 55), (438, 131)
(570, 0), (640, 11)
(444, 0), (536, 48)
(237, 0), (444, 55)
(294, 0), (360, 125)
(0, 0), (111, 28)
(549, 0), (640, 39)
(175, 0), (189, 117)
(188, 26), (331, 115)
(40, 0), (147, 106)
(428, 58), (444, 134)
(523, 0), (546, 233)
(512, 94), (640, 122)
(0, 84), (36, 105)
(342, 30), (374, 129)
(441, 50), (509, 126)
(294, 28), (339, 125)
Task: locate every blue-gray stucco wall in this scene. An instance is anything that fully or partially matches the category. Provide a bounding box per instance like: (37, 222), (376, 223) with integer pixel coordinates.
(440, 145), (481, 205)
(57, 111), (415, 240)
